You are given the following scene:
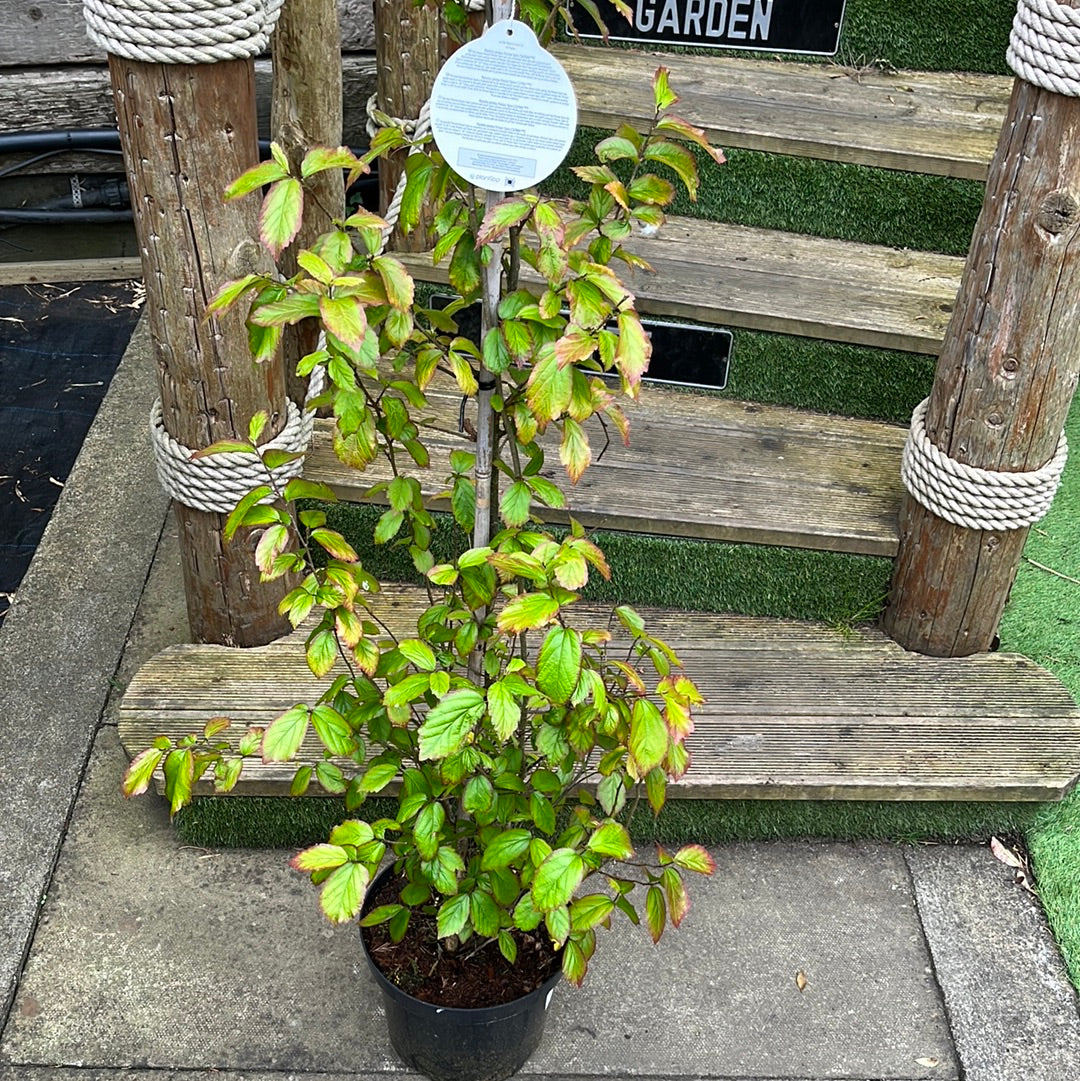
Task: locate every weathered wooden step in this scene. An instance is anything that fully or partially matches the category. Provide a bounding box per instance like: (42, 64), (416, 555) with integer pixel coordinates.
(304, 378), (908, 557)
(399, 219), (963, 354)
(554, 43), (1010, 180)
(118, 589), (1080, 802)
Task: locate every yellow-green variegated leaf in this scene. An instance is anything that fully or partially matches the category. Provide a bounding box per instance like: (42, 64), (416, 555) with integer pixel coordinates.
(260, 177), (303, 258)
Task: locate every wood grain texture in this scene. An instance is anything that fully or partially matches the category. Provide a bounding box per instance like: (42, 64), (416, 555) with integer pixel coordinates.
(111, 55), (292, 646)
(303, 372), (908, 555)
(886, 68), (1080, 656)
(0, 257), (141, 285)
(117, 591), (1080, 801)
(553, 43), (1010, 179)
(0, 56), (377, 146)
(397, 217), (964, 354)
(374, 0), (441, 250)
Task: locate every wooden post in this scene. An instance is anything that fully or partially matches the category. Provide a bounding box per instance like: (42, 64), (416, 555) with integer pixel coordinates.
(110, 56), (292, 646)
(374, 0), (442, 250)
(883, 37), (1080, 656)
(271, 0), (345, 403)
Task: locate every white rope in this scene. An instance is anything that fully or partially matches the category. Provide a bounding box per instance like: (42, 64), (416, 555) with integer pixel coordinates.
(1008, 0), (1080, 96)
(83, 0), (283, 64)
(150, 365), (325, 514)
(901, 397), (1068, 530)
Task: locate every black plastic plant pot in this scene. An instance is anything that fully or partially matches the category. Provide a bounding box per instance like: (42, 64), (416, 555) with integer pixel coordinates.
(359, 868), (562, 1081)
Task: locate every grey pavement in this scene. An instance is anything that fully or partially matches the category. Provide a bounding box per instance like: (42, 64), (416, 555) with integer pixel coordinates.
(1, 319), (1079, 1081)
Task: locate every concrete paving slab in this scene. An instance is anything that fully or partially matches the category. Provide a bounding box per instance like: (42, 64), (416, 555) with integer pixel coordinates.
(2, 721), (955, 1079)
(906, 844), (1080, 1081)
(0, 317), (169, 1021)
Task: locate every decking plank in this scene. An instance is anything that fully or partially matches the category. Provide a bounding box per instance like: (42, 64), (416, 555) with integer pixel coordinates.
(553, 44), (1010, 180)
(304, 379), (908, 556)
(118, 595), (1080, 802)
(397, 219), (963, 355)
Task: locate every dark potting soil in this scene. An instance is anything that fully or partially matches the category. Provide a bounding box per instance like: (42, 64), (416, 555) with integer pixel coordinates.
(362, 871), (562, 1009)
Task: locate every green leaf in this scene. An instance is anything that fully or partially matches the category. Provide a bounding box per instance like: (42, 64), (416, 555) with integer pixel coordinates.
(374, 508), (404, 544)
(398, 639), (436, 672)
(525, 475), (565, 510)
(537, 626), (582, 706)
(487, 680), (521, 741)
(418, 689), (485, 760)
(250, 293), (321, 327)
(306, 628), (338, 678)
(415, 801), (446, 860)
(498, 929), (518, 964)
(497, 592), (561, 634)
(359, 761), (398, 793)
(513, 892), (544, 931)
(470, 890), (501, 937)
(224, 159), (288, 200)
(661, 866), (690, 927)
(630, 698), (667, 776)
(311, 704), (354, 756)
(529, 791), (556, 835)
(260, 177), (303, 257)
(655, 114), (727, 165)
(627, 173), (675, 207)
(316, 760), (347, 793)
(652, 66), (678, 112)
(207, 273), (262, 315)
(526, 352), (573, 424)
(320, 294), (367, 350)
(463, 774), (495, 814)
(287, 762), (310, 794)
(319, 862), (370, 924)
(644, 140), (700, 201)
(437, 893), (471, 939)
(546, 904), (571, 946)
(531, 848), (585, 912)
(646, 765), (667, 814)
(309, 528), (358, 563)
(372, 255), (414, 310)
(482, 327), (513, 374)
(291, 843), (349, 873)
(478, 197), (533, 242)
(122, 747), (164, 798)
(399, 152), (434, 234)
(586, 821), (634, 860)
(559, 418), (592, 484)
(262, 704), (310, 762)
(359, 903), (404, 928)
(570, 894), (615, 932)
(283, 478), (337, 503)
(595, 135), (640, 164)
(224, 485), (272, 542)
(562, 938), (588, 985)
(645, 884), (666, 943)
(615, 310), (651, 386)
(481, 828), (533, 870)
(674, 844), (717, 875)
(383, 672), (431, 710)
(499, 480), (533, 528)
(301, 145), (359, 178)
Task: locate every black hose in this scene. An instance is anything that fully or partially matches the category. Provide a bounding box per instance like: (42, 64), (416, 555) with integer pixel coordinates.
(0, 129), (378, 224)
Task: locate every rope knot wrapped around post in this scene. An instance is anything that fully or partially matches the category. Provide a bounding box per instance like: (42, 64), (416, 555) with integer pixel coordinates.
(83, 0), (284, 65)
(1008, 0), (1080, 96)
(901, 397), (1068, 531)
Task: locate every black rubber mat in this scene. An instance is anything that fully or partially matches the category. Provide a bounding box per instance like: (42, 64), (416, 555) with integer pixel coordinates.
(0, 281), (141, 623)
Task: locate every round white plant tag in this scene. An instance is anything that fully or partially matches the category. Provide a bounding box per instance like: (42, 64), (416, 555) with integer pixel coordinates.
(428, 19), (578, 192)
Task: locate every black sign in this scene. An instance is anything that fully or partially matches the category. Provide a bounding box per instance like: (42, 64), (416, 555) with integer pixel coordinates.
(576, 0), (847, 56)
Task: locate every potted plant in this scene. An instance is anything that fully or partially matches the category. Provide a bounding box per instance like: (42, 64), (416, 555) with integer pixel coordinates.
(124, 7), (725, 1080)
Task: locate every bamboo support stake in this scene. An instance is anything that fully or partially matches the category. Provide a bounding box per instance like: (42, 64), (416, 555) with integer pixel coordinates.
(884, 11), (1080, 656)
